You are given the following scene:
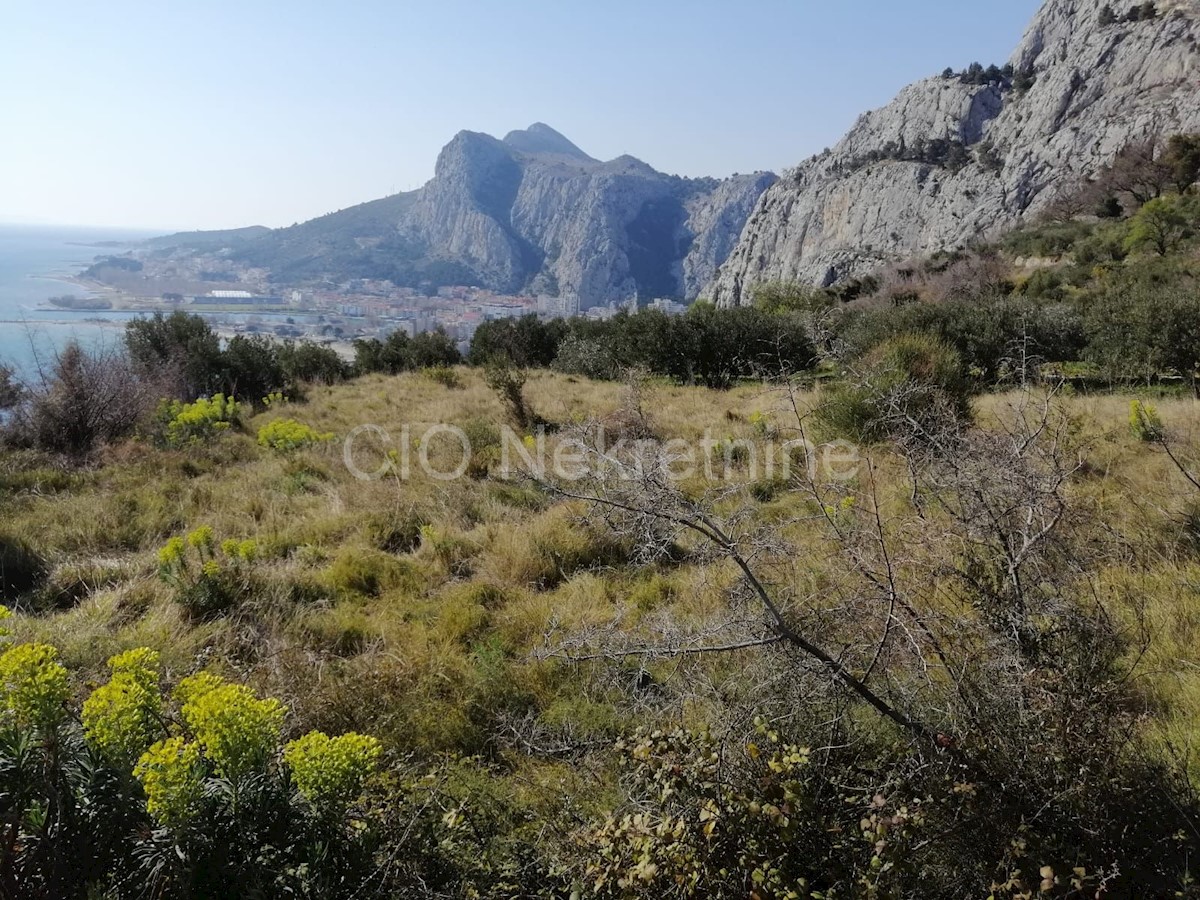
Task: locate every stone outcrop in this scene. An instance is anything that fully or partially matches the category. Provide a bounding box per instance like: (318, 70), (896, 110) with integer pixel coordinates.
(711, 0), (1200, 305)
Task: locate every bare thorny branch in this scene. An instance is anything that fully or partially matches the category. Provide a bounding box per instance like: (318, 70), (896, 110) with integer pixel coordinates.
(527, 367), (1134, 781)
(535, 427), (946, 750)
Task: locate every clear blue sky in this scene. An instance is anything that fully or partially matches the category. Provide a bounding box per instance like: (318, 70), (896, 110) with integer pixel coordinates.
(0, 0), (1043, 232)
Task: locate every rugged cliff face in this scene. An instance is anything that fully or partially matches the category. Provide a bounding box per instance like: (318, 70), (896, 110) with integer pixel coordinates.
(711, 0), (1200, 306)
(400, 126), (776, 307)
(219, 124), (775, 308)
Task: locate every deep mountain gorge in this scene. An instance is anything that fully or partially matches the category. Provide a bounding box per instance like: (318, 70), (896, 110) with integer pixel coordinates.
(711, 0), (1200, 304)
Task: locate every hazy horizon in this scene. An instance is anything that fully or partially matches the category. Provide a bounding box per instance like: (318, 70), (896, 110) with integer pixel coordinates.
(3, 0), (1041, 233)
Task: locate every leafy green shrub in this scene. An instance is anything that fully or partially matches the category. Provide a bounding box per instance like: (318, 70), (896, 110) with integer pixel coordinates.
(552, 334), (623, 381)
(125, 311), (223, 399)
(816, 333), (971, 443)
(422, 365), (462, 388)
(840, 297), (1087, 382)
(278, 340), (350, 385)
(1125, 195), (1191, 256)
(257, 418), (335, 452)
(1084, 277), (1200, 383)
(1015, 267), (1067, 301)
(1002, 220), (1096, 258)
(484, 361), (539, 430)
(1072, 224), (1130, 265)
(469, 315), (566, 367)
(356, 328), (462, 374)
(219, 334), (288, 404)
(153, 393), (241, 447)
(471, 307), (817, 388)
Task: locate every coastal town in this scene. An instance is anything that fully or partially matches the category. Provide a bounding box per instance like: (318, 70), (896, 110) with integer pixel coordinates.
(54, 243), (690, 357)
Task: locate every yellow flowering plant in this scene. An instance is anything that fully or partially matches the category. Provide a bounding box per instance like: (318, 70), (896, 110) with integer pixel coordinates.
(153, 393), (241, 448)
(0, 635), (390, 893)
(186, 525), (216, 558)
(178, 674), (286, 782)
(82, 648), (164, 765)
(157, 528), (259, 619)
(284, 730), (382, 813)
(134, 736), (204, 830)
(257, 418), (335, 452)
(0, 642), (70, 731)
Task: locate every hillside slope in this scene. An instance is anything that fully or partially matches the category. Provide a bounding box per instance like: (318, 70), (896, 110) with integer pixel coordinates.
(712, 0), (1200, 304)
(158, 124), (776, 308)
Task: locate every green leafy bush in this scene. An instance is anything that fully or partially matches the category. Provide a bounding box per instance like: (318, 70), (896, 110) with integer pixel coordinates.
(1125, 195), (1191, 256)
(355, 327), (462, 374)
(422, 365), (462, 388)
(552, 333), (623, 381)
(816, 333), (971, 443)
(840, 297), (1087, 382)
(278, 340), (350, 385)
(125, 311), (224, 399)
(1084, 276), (1200, 383)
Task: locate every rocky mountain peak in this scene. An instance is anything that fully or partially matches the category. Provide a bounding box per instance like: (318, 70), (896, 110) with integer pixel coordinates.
(711, 0), (1200, 305)
(502, 123), (595, 161)
(213, 124), (776, 307)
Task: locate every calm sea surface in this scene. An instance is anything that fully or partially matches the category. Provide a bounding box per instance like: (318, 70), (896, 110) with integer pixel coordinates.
(0, 224), (161, 374)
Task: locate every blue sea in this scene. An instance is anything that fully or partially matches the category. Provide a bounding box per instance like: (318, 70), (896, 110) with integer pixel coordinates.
(0, 224), (162, 375)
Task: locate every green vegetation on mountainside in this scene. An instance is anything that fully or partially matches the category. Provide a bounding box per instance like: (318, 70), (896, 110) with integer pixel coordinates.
(3, 136), (1200, 899)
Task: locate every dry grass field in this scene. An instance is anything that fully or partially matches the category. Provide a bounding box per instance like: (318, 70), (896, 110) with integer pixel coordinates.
(4, 372), (1200, 765)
